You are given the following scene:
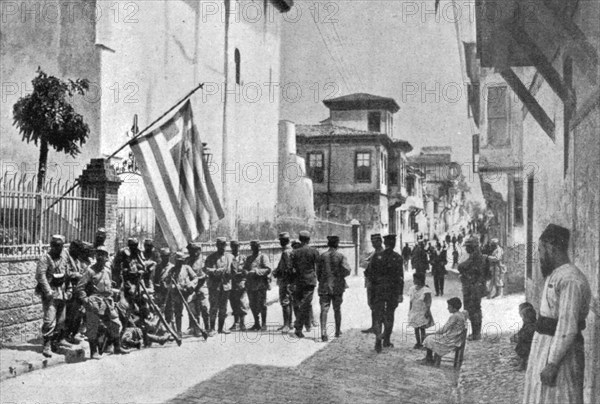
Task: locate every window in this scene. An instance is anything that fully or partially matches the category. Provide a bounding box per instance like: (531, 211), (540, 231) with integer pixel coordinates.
(234, 48), (241, 85)
(368, 111), (381, 132)
(389, 170), (398, 186)
(406, 176), (415, 196)
(307, 152), (324, 183)
(564, 57), (574, 176)
(514, 177), (523, 226)
(355, 152), (371, 183)
(380, 152), (387, 185)
(487, 86), (510, 146)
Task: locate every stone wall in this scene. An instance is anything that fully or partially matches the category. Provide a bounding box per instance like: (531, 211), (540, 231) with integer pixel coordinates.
(0, 258), (42, 346)
(503, 243), (525, 294)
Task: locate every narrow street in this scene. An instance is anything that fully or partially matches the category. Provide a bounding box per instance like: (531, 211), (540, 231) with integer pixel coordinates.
(0, 271), (522, 403)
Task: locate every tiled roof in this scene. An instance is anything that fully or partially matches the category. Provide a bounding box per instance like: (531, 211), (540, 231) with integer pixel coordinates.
(296, 124), (375, 137)
(323, 93), (400, 113)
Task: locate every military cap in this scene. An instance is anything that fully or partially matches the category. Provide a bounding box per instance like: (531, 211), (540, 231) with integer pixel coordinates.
(540, 224), (570, 247)
(383, 234), (397, 240)
(159, 247), (171, 256)
(95, 245), (110, 255)
(96, 227), (107, 234)
(490, 238), (499, 244)
(278, 232), (290, 239)
(127, 237), (139, 245)
(187, 242), (202, 251)
(230, 240), (240, 246)
(250, 240), (260, 245)
(216, 237), (227, 243)
(82, 241), (94, 250)
(327, 235), (340, 242)
(463, 236), (479, 247)
(51, 234), (65, 244)
(370, 233), (382, 240)
(175, 251), (188, 261)
(143, 239), (154, 245)
(299, 230), (311, 238)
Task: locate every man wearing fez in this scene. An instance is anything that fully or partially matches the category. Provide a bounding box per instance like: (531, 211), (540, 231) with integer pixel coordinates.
(361, 233), (384, 334)
(291, 230), (320, 338)
(457, 236), (487, 341)
(244, 240), (272, 331)
(523, 224), (591, 404)
(35, 235), (73, 357)
(229, 240), (249, 331)
(77, 246), (128, 359)
(203, 237), (234, 336)
(365, 234), (404, 353)
(273, 232), (295, 333)
(186, 242), (210, 334)
(317, 235), (351, 342)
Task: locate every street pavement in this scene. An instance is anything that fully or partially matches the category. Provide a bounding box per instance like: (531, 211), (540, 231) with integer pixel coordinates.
(0, 268), (522, 404)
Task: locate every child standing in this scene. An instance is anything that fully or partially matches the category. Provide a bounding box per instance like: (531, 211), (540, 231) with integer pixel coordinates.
(510, 302), (537, 371)
(408, 272), (434, 349)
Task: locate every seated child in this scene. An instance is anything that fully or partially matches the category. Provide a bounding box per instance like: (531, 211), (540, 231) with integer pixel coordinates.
(510, 302), (537, 371)
(408, 272), (434, 349)
(419, 297), (468, 367)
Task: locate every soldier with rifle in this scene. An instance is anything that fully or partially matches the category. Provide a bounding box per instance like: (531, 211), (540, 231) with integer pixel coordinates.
(153, 248), (172, 309)
(186, 242), (210, 333)
(273, 232), (294, 333)
(164, 252), (199, 338)
(229, 240), (249, 331)
(203, 237), (234, 336)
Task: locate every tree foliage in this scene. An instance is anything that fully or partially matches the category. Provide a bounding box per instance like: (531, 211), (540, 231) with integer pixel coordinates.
(13, 68), (90, 158)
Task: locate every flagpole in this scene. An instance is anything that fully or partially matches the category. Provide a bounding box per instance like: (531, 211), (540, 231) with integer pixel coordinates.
(105, 82), (205, 160)
(44, 83), (204, 213)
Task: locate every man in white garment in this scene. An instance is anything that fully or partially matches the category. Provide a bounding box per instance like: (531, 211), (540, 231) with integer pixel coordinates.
(523, 224), (591, 404)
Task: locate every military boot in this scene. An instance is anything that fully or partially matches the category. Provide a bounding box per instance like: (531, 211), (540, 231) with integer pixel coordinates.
(218, 317), (231, 334)
(113, 338), (131, 355)
(239, 315), (247, 331)
(42, 337), (52, 358)
(88, 340), (103, 360)
(260, 309), (268, 332)
(229, 316), (239, 331)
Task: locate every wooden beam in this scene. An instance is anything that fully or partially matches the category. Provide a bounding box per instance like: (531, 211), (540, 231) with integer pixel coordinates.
(500, 68), (556, 140)
(511, 24), (576, 110)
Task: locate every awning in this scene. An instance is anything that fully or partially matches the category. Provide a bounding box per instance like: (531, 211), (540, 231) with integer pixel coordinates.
(399, 196), (424, 211)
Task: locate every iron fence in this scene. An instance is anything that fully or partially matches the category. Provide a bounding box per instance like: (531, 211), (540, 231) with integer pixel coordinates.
(0, 173), (99, 258)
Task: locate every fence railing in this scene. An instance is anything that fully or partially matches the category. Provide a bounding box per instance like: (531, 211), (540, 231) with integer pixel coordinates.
(0, 174), (99, 258)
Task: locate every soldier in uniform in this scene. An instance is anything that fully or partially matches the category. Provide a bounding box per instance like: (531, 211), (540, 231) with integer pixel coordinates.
(93, 228), (107, 249)
(457, 236), (487, 341)
(229, 240), (249, 331)
(203, 237), (234, 336)
(366, 234), (404, 353)
(273, 232), (295, 333)
(164, 252), (198, 338)
(186, 242), (210, 333)
(153, 248), (172, 309)
(65, 240), (92, 343)
(76, 246), (128, 359)
(112, 238), (145, 291)
(361, 234), (384, 334)
(317, 235), (351, 342)
(291, 231), (320, 338)
(245, 240), (272, 331)
(35, 235), (73, 357)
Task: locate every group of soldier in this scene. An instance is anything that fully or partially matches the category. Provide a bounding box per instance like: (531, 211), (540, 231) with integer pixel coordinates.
(35, 227), (357, 360)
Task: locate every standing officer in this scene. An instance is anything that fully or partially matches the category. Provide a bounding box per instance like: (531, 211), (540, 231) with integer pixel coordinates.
(203, 237), (234, 336)
(366, 234), (404, 353)
(273, 232), (295, 333)
(186, 242), (209, 334)
(244, 240), (272, 331)
(457, 236), (487, 341)
(317, 235), (351, 342)
(35, 235), (72, 357)
(77, 246), (127, 359)
(291, 231), (320, 338)
(164, 252), (198, 338)
(229, 240), (249, 331)
(361, 234), (384, 334)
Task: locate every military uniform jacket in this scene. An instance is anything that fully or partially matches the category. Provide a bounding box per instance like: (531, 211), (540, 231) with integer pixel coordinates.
(76, 263), (114, 300)
(203, 251), (233, 291)
(457, 251), (487, 285)
(244, 253), (272, 291)
(365, 249), (404, 295)
(35, 250), (71, 300)
(186, 256), (208, 290)
(112, 247), (145, 285)
(65, 252), (90, 299)
(273, 246), (294, 285)
(230, 254), (247, 290)
(317, 248), (351, 295)
(166, 264), (197, 295)
(290, 244), (320, 287)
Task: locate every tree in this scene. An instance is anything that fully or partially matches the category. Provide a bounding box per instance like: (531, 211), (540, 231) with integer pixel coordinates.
(12, 68), (90, 192)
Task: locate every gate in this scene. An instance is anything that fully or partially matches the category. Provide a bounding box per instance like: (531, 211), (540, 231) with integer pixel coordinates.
(116, 197), (157, 249)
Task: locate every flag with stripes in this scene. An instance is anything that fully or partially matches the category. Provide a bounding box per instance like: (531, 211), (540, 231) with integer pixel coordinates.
(130, 100), (224, 250)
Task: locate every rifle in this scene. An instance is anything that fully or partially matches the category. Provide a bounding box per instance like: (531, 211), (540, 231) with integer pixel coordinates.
(169, 275), (208, 340)
(138, 279), (182, 346)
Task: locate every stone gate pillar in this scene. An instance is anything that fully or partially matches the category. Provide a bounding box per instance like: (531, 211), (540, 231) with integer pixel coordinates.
(78, 159), (121, 253)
